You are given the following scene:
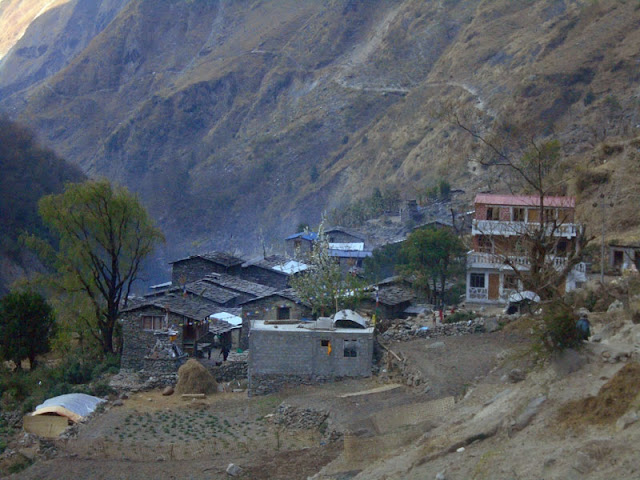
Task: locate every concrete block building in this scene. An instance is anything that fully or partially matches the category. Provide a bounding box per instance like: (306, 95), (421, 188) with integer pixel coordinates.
(248, 319), (374, 395)
(466, 193), (587, 304)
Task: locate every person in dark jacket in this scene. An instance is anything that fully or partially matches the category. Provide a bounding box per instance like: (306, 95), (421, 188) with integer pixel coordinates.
(576, 314), (591, 341)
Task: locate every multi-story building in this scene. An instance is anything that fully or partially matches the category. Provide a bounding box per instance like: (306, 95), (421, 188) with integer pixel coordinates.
(466, 193), (588, 304)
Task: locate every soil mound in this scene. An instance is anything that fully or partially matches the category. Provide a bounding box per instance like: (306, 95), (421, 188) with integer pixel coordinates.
(175, 359), (217, 395)
(559, 362), (640, 427)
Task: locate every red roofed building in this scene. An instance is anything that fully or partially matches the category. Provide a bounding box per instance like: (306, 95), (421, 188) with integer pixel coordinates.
(466, 194), (587, 304)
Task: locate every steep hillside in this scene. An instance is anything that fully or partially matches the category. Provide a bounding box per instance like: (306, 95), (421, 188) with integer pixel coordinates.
(0, 116), (85, 294)
(1, 0), (639, 276)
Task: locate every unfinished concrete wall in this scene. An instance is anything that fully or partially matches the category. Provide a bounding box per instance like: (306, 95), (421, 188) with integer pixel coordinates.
(248, 327), (373, 395)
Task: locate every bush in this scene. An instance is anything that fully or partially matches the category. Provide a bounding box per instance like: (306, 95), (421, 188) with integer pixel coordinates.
(445, 310), (477, 324)
(540, 303), (582, 351)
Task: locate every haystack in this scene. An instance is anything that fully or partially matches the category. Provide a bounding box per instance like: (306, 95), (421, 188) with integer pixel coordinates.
(175, 359), (218, 395)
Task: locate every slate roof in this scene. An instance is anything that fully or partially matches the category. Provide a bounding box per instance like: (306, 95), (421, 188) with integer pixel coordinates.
(204, 273), (277, 297)
(121, 293), (224, 320)
(373, 285), (415, 306)
(184, 279), (242, 305)
(325, 226), (366, 242)
(169, 251), (244, 267)
(285, 232), (318, 241)
(239, 288), (311, 307)
(475, 194), (575, 208)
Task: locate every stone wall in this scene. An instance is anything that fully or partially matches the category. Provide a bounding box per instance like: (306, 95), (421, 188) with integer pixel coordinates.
(248, 373), (338, 396)
(380, 317), (499, 343)
(241, 298), (313, 349)
(239, 266), (289, 289)
(171, 257), (238, 284)
(208, 360), (248, 383)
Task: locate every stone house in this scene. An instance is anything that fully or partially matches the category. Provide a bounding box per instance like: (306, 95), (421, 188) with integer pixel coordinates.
(239, 289), (312, 349)
(609, 243), (640, 272)
(248, 318), (374, 395)
(170, 251), (244, 285)
(359, 283), (415, 320)
(285, 232), (317, 258)
(239, 254), (306, 290)
(120, 293), (235, 372)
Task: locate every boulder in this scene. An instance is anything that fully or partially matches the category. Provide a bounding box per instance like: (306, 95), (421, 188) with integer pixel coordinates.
(162, 386), (174, 396)
(484, 317), (501, 333)
(226, 463), (242, 477)
(508, 369), (526, 383)
(512, 396), (546, 432)
(616, 410), (639, 431)
(607, 299), (624, 313)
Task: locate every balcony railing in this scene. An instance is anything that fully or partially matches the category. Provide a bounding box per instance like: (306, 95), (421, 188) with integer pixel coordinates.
(472, 219), (579, 238)
(467, 251), (587, 273)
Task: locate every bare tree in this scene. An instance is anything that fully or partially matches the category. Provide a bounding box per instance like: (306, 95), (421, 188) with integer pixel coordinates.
(453, 113), (591, 301)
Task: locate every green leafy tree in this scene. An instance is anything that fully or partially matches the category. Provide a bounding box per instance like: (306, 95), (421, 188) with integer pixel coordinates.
(35, 180), (164, 354)
(291, 224), (366, 316)
(0, 290), (56, 369)
(399, 227), (466, 305)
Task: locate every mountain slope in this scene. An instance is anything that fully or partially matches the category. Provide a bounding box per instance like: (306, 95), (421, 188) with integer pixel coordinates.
(0, 116), (85, 294)
(1, 0), (639, 279)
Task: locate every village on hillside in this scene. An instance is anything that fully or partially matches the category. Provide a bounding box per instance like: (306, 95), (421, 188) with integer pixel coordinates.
(112, 192), (617, 397)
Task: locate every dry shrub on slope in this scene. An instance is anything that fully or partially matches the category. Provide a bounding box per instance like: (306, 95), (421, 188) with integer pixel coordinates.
(559, 362), (640, 428)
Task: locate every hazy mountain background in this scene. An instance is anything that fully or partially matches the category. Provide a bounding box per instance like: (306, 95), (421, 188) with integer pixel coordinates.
(1, 0), (639, 287)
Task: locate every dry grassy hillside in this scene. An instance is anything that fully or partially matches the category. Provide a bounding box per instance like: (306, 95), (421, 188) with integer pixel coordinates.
(1, 0), (639, 273)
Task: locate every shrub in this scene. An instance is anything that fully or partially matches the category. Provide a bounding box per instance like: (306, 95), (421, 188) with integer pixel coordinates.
(445, 310), (477, 324)
(540, 302), (582, 351)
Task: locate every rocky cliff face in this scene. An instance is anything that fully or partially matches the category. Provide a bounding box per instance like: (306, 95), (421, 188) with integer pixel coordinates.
(1, 0), (639, 278)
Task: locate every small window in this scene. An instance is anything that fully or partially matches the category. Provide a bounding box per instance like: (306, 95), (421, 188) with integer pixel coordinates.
(544, 208), (557, 222)
(512, 208), (526, 222)
(277, 306), (290, 320)
(321, 340), (329, 347)
(141, 315), (165, 330)
(486, 207), (499, 220)
(344, 340), (358, 358)
(470, 273), (485, 288)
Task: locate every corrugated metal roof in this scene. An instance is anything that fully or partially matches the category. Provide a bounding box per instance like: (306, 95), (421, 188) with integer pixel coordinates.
(475, 194), (575, 208)
(328, 249), (373, 258)
(329, 242), (364, 251)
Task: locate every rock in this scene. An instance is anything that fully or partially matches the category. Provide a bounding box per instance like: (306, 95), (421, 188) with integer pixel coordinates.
(552, 349), (585, 377)
(119, 392), (129, 400)
(512, 396), (546, 432)
(456, 447), (465, 453)
(591, 334), (602, 343)
(427, 341), (446, 349)
(602, 351), (611, 359)
(436, 471), (447, 480)
(112, 399), (124, 407)
(616, 410), (639, 431)
(508, 368), (526, 383)
(162, 386), (174, 396)
(484, 317), (500, 333)
(572, 451), (596, 474)
(608, 299), (624, 313)
(226, 463), (242, 477)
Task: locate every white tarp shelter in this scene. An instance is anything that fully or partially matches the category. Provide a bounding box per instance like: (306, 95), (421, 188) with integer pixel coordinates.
(33, 393), (106, 423)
